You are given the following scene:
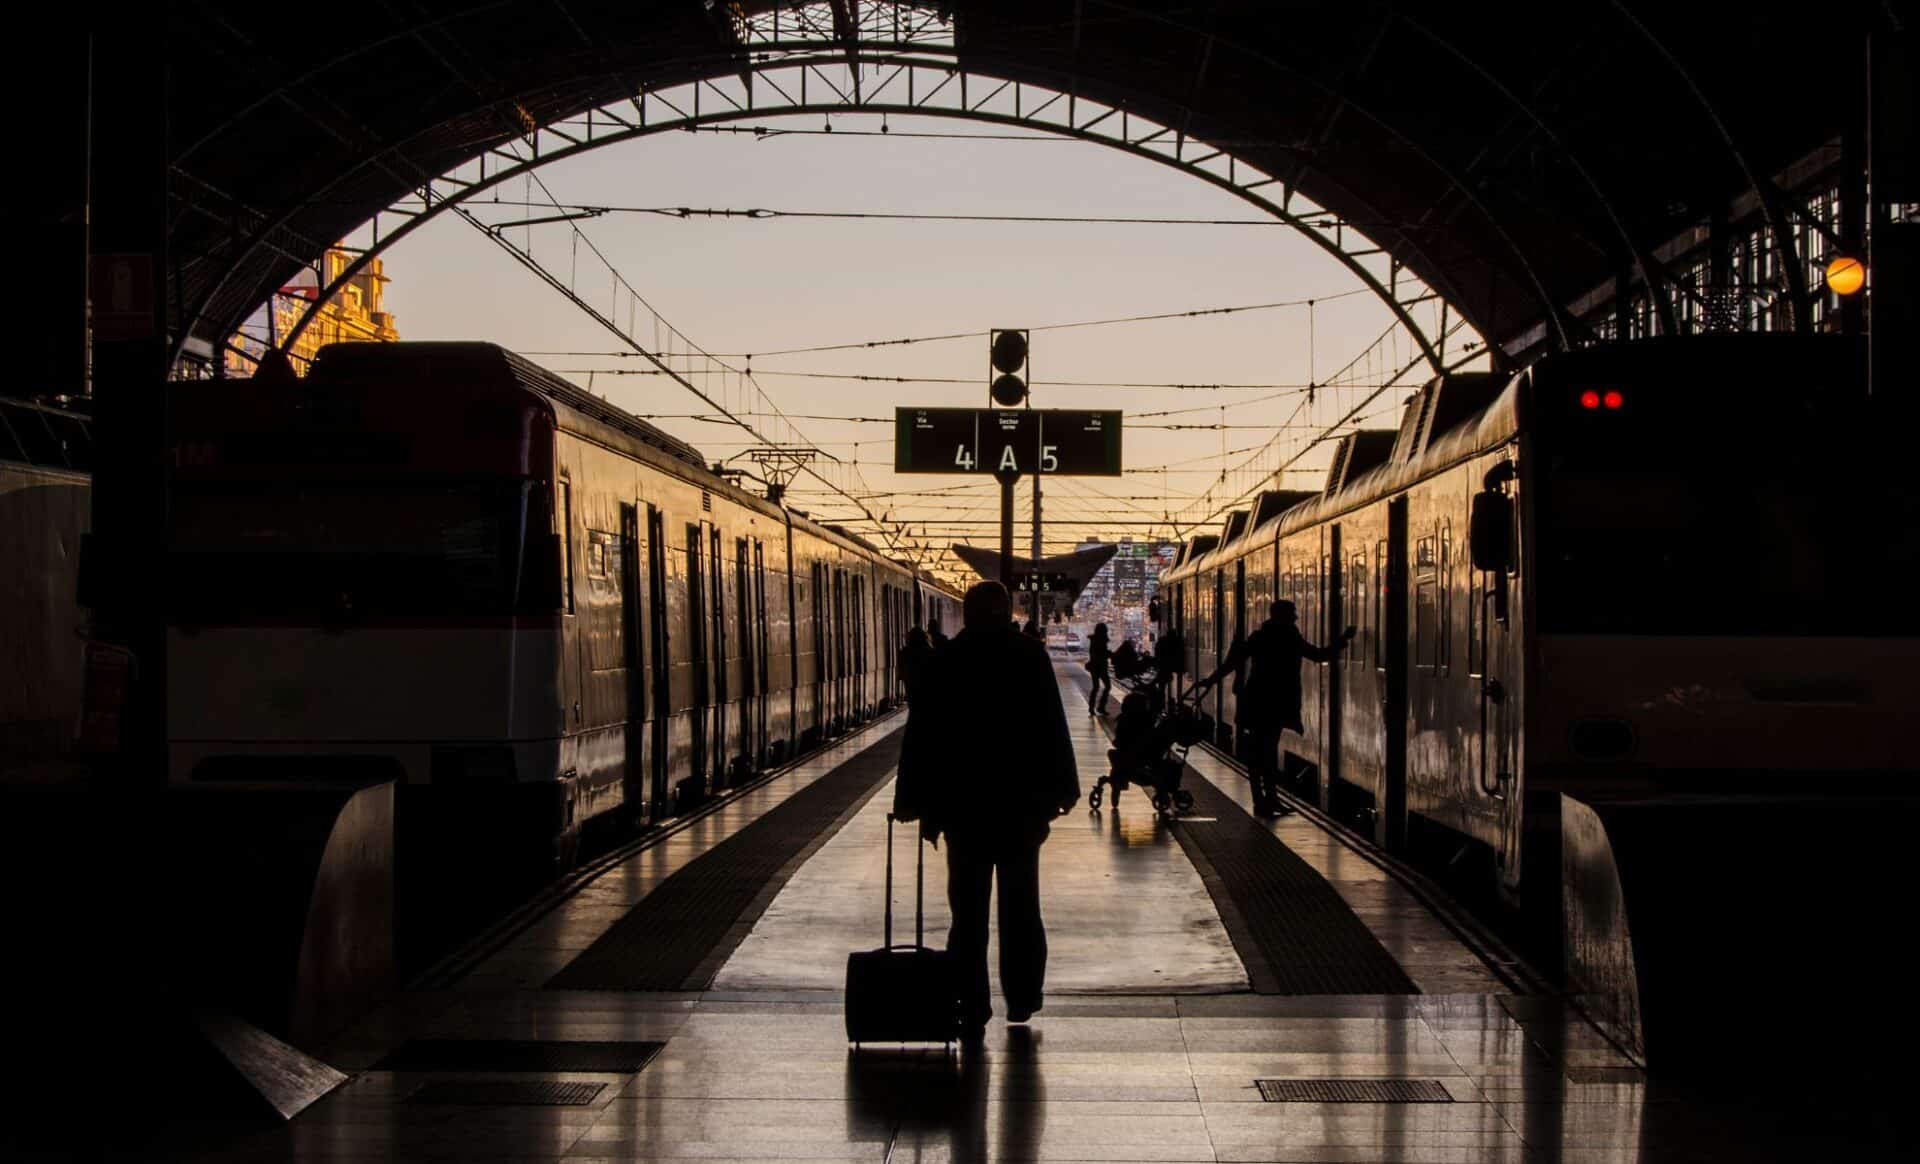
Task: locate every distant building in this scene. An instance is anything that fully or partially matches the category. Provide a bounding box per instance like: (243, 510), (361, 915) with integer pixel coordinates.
(1072, 537), (1178, 637)
(227, 246), (398, 375)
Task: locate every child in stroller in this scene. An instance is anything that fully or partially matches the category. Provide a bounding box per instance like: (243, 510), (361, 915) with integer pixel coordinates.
(1090, 685), (1208, 817)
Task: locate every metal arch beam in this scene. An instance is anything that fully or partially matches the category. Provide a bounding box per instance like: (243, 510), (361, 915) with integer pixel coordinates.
(1061, 1), (1574, 352)
(1604, 1), (1810, 331)
(247, 55), (1452, 375)
(1386, 10), (1681, 339)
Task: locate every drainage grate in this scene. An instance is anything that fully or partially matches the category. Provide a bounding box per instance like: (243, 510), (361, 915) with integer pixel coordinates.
(1255, 1078), (1453, 1104)
(374, 1040), (665, 1073)
(406, 1080), (607, 1107)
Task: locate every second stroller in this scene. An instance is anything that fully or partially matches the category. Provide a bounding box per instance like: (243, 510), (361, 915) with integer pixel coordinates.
(1090, 686), (1207, 817)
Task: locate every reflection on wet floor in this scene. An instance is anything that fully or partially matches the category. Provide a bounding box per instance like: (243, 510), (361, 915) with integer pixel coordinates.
(173, 664), (1914, 1162)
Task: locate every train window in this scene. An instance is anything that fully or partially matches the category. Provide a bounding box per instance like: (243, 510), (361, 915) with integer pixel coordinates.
(1349, 553), (1367, 660)
(1414, 580), (1438, 670)
(558, 479), (575, 615)
(1438, 522), (1453, 673)
(1373, 540), (1387, 669)
(586, 530), (615, 583)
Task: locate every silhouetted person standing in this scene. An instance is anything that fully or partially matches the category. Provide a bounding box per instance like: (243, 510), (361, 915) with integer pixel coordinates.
(1085, 623), (1112, 716)
(896, 581), (1079, 1039)
(1022, 617), (1044, 641)
(927, 618), (948, 649)
(897, 625), (932, 701)
(1195, 600), (1354, 817)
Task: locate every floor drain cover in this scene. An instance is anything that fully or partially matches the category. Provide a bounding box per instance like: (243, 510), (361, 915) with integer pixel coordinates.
(407, 1080), (607, 1106)
(1256, 1078), (1453, 1103)
(374, 1040), (665, 1073)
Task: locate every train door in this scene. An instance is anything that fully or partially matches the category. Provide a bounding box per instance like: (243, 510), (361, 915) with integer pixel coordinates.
(810, 560), (827, 740)
(853, 574), (868, 719)
(753, 539), (770, 766)
(684, 522), (714, 799)
(1228, 560), (1247, 748)
(834, 568), (849, 730)
(1323, 526), (1343, 804)
(708, 524), (728, 787)
(1210, 570), (1225, 731)
(1380, 497), (1410, 850)
(645, 506), (671, 821)
(1172, 583), (1186, 696)
(1471, 461), (1522, 893)
(619, 504), (646, 819)
(734, 537), (755, 776)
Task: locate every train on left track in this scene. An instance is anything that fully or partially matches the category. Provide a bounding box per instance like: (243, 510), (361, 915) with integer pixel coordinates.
(165, 342), (958, 878)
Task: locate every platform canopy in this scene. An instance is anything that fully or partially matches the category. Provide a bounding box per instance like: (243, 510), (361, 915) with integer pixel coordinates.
(48, 0), (1900, 384)
(951, 542), (1120, 603)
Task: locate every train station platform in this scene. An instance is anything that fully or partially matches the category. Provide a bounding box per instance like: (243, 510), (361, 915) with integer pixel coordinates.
(105, 663), (1910, 1162)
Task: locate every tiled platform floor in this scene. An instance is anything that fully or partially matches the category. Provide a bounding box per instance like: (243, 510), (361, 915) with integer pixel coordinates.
(190, 665), (1911, 1161)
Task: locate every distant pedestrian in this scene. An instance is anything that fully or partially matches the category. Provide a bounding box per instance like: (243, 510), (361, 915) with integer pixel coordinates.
(1022, 617), (1044, 641)
(897, 625), (933, 701)
(1085, 623), (1113, 716)
(1194, 600), (1354, 816)
(895, 581), (1079, 1041)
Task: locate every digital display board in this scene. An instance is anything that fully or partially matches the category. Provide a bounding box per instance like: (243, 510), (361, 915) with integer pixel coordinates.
(895, 408), (1122, 476)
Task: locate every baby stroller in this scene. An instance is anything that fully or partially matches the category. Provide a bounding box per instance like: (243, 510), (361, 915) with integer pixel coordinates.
(1090, 686), (1208, 818)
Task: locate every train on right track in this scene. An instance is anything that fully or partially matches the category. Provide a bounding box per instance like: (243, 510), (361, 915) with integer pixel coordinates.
(1156, 333), (1920, 933)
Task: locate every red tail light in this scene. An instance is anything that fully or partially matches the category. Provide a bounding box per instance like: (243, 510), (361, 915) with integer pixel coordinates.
(1602, 390), (1624, 410)
(1579, 390), (1601, 410)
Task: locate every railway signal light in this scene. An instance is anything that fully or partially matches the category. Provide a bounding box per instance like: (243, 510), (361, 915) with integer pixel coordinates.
(990, 328), (1029, 407)
(1826, 254), (1866, 296)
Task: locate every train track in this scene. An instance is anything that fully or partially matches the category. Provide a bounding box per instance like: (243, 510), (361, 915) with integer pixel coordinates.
(410, 707), (904, 991)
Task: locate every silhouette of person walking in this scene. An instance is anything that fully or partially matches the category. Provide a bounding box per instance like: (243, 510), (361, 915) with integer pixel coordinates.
(895, 581), (1079, 1040)
(1194, 600), (1354, 817)
(1085, 623), (1112, 716)
(897, 625), (933, 701)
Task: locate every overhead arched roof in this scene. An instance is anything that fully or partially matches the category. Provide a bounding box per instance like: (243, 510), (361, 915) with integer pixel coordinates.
(163, 1), (1884, 367)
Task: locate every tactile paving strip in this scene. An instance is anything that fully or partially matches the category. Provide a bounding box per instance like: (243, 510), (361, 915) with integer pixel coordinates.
(406, 1080), (607, 1106)
(1169, 773), (1420, 995)
(547, 731), (904, 990)
(374, 1039), (665, 1073)
(1256, 1078), (1453, 1103)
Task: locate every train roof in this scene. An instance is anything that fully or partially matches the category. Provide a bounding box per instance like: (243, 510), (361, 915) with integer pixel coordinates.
(310, 341), (708, 470)
(1165, 333), (1872, 583)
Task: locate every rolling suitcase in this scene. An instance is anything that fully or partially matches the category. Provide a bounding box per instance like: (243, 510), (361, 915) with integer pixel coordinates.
(843, 814), (963, 1047)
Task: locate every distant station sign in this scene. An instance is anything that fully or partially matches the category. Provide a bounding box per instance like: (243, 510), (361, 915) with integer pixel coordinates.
(894, 408), (1122, 476)
(1010, 570), (1073, 593)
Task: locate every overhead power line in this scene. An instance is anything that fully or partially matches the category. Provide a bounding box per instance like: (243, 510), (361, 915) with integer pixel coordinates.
(669, 291), (1372, 359)
(539, 365), (1327, 393)
(471, 200), (1331, 230)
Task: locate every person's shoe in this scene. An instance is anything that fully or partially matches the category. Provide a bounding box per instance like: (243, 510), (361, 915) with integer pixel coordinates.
(960, 1019), (988, 1046)
(1006, 1003), (1041, 1024)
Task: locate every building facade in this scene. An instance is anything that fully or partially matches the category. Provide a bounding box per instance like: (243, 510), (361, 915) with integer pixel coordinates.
(227, 247), (398, 375)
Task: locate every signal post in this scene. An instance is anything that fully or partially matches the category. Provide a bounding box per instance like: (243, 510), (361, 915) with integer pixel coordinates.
(895, 329), (1123, 614)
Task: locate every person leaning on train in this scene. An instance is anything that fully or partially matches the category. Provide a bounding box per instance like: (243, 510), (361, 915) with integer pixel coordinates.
(894, 580), (1079, 1040)
(1193, 601), (1355, 816)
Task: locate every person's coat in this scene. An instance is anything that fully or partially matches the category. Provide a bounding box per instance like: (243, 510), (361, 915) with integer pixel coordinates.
(894, 624), (1079, 842)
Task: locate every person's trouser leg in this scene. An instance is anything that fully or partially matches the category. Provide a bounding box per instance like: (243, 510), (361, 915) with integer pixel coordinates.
(945, 837), (995, 1025)
(995, 834), (1048, 1017)
(1249, 724), (1281, 812)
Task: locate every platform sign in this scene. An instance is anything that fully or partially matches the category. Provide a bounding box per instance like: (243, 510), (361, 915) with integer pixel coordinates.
(895, 408), (1122, 476)
(1010, 570), (1073, 593)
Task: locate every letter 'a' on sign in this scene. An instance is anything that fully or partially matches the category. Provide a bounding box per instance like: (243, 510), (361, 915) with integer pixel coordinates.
(998, 445), (1019, 471)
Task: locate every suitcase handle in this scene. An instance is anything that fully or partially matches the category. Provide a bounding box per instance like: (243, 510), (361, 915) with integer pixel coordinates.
(883, 813), (926, 949)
